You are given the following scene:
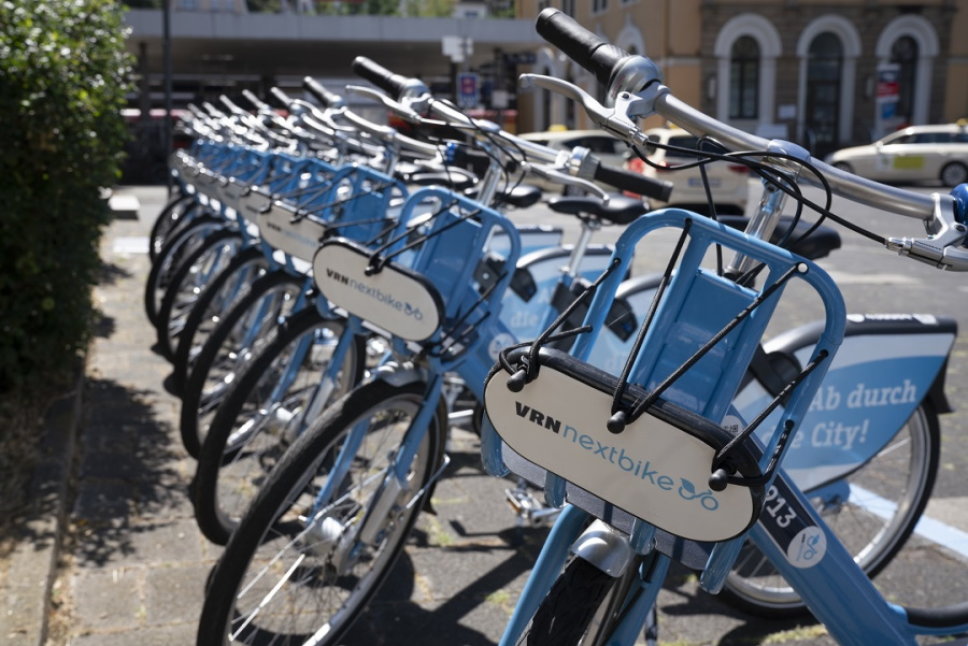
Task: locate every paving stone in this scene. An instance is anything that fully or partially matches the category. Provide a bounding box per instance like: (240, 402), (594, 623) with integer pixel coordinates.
(102, 519), (207, 567)
(69, 621), (197, 646)
(79, 452), (144, 481)
(143, 562), (207, 625)
(72, 480), (132, 523)
(0, 584), (46, 645)
(71, 567), (144, 632)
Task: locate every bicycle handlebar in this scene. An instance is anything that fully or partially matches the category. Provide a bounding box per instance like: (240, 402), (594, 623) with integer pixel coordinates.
(535, 8), (628, 89)
(534, 8), (968, 270)
(241, 89), (270, 114)
(269, 87), (292, 110)
(303, 76), (345, 109)
(349, 58), (674, 201)
(594, 160), (672, 202)
(352, 56), (426, 100)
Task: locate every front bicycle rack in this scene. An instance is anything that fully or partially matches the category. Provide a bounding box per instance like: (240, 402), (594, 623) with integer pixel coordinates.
(312, 186), (522, 357)
(482, 209), (845, 546)
(256, 162), (408, 264)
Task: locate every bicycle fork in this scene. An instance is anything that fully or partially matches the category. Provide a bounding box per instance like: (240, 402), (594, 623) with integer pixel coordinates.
(304, 373), (447, 573)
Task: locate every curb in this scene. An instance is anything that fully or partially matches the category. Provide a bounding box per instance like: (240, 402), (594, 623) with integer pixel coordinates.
(0, 365), (83, 646)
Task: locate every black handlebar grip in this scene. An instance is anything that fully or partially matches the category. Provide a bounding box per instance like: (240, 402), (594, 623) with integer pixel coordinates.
(242, 89), (269, 112)
(536, 8), (628, 87)
(593, 161), (673, 202)
(351, 56), (411, 100)
(269, 87), (293, 109)
(220, 94), (245, 115)
(303, 77), (342, 108)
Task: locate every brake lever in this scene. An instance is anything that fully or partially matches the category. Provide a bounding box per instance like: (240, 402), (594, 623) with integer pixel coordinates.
(886, 193), (968, 270)
(519, 73), (656, 151)
(345, 84), (425, 125)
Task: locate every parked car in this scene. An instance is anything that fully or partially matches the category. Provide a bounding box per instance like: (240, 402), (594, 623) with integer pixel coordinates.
(624, 126), (750, 215)
(518, 128), (629, 168)
(825, 123), (968, 187)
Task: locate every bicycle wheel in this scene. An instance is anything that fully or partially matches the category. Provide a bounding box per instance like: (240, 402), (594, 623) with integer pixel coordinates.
(193, 307), (366, 544)
(178, 270), (305, 458)
(144, 214), (223, 328)
(148, 191), (194, 261)
(527, 555), (656, 646)
(154, 229), (243, 360)
(196, 379), (446, 646)
(169, 246), (270, 396)
(721, 402), (940, 616)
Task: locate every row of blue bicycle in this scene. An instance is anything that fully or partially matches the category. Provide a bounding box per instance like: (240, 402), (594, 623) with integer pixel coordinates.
(142, 10), (968, 645)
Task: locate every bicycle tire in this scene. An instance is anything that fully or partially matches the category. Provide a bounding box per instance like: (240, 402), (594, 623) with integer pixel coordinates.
(721, 401), (940, 617)
(148, 192), (194, 261)
(144, 214), (223, 328)
(154, 229), (243, 361)
(169, 246), (270, 396)
(527, 557), (621, 646)
(178, 270), (305, 458)
(196, 379), (446, 646)
(193, 307), (365, 544)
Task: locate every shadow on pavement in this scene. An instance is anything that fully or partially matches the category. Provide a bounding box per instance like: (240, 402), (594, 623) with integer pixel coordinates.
(70, 376), (189, 567)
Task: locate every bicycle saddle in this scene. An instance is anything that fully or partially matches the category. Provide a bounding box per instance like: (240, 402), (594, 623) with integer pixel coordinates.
(474, 184), (543, 209)
(401, 167), (478, 191)
(717, 214), (841, 261)
(548, 194), (649, 225)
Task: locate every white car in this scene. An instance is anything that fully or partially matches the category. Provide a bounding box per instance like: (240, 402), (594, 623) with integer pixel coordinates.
(825, 123), (968, 187)
(625, 127), (749, 215)
(517, 129), (629, 168)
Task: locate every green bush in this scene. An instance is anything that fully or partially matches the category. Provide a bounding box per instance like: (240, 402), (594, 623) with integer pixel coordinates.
(0, 0), (133, 392)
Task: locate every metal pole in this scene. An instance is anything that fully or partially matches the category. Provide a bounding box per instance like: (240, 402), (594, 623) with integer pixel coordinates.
(163, 0), (173, 194)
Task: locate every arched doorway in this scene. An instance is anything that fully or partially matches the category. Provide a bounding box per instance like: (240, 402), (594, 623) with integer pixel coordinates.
(714, 14), (781, 133)
(804, 32), (843, 156)
(729, 35), (759, 120)
(874, 15), (939, 137)
(891, 35), (919, 127)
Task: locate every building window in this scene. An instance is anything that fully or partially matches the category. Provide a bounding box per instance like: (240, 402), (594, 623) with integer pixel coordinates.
(562, 0), (575, 16)
(729, 36), (759, 119)
(805, 32), (843, 155)
(592, 0), (607, 14)
(891, 35), (918, 125)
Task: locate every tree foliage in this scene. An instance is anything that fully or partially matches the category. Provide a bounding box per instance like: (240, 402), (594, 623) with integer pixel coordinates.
(0, 0), (133, 392)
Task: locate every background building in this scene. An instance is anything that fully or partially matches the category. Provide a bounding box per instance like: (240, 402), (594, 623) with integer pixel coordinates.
(515, 0), (967, 156)
(122, 0), (967, 179)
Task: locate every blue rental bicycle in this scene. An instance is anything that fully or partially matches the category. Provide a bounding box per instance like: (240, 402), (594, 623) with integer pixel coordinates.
(479, 10), (968, 645)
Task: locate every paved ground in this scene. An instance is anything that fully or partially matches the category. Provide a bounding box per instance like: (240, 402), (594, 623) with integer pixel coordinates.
(6, 184), (968, 645)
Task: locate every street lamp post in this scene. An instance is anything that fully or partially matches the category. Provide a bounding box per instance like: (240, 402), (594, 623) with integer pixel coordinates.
(163, 0), (173, 194)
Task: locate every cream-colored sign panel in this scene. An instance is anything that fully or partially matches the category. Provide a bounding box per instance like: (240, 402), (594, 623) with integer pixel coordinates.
(219, 180), (248, 214)
(236, 188), (272, 224)
(313, 241), (442, 342)
(259, 202), (328, 262)
(484, 365), (757, 542)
